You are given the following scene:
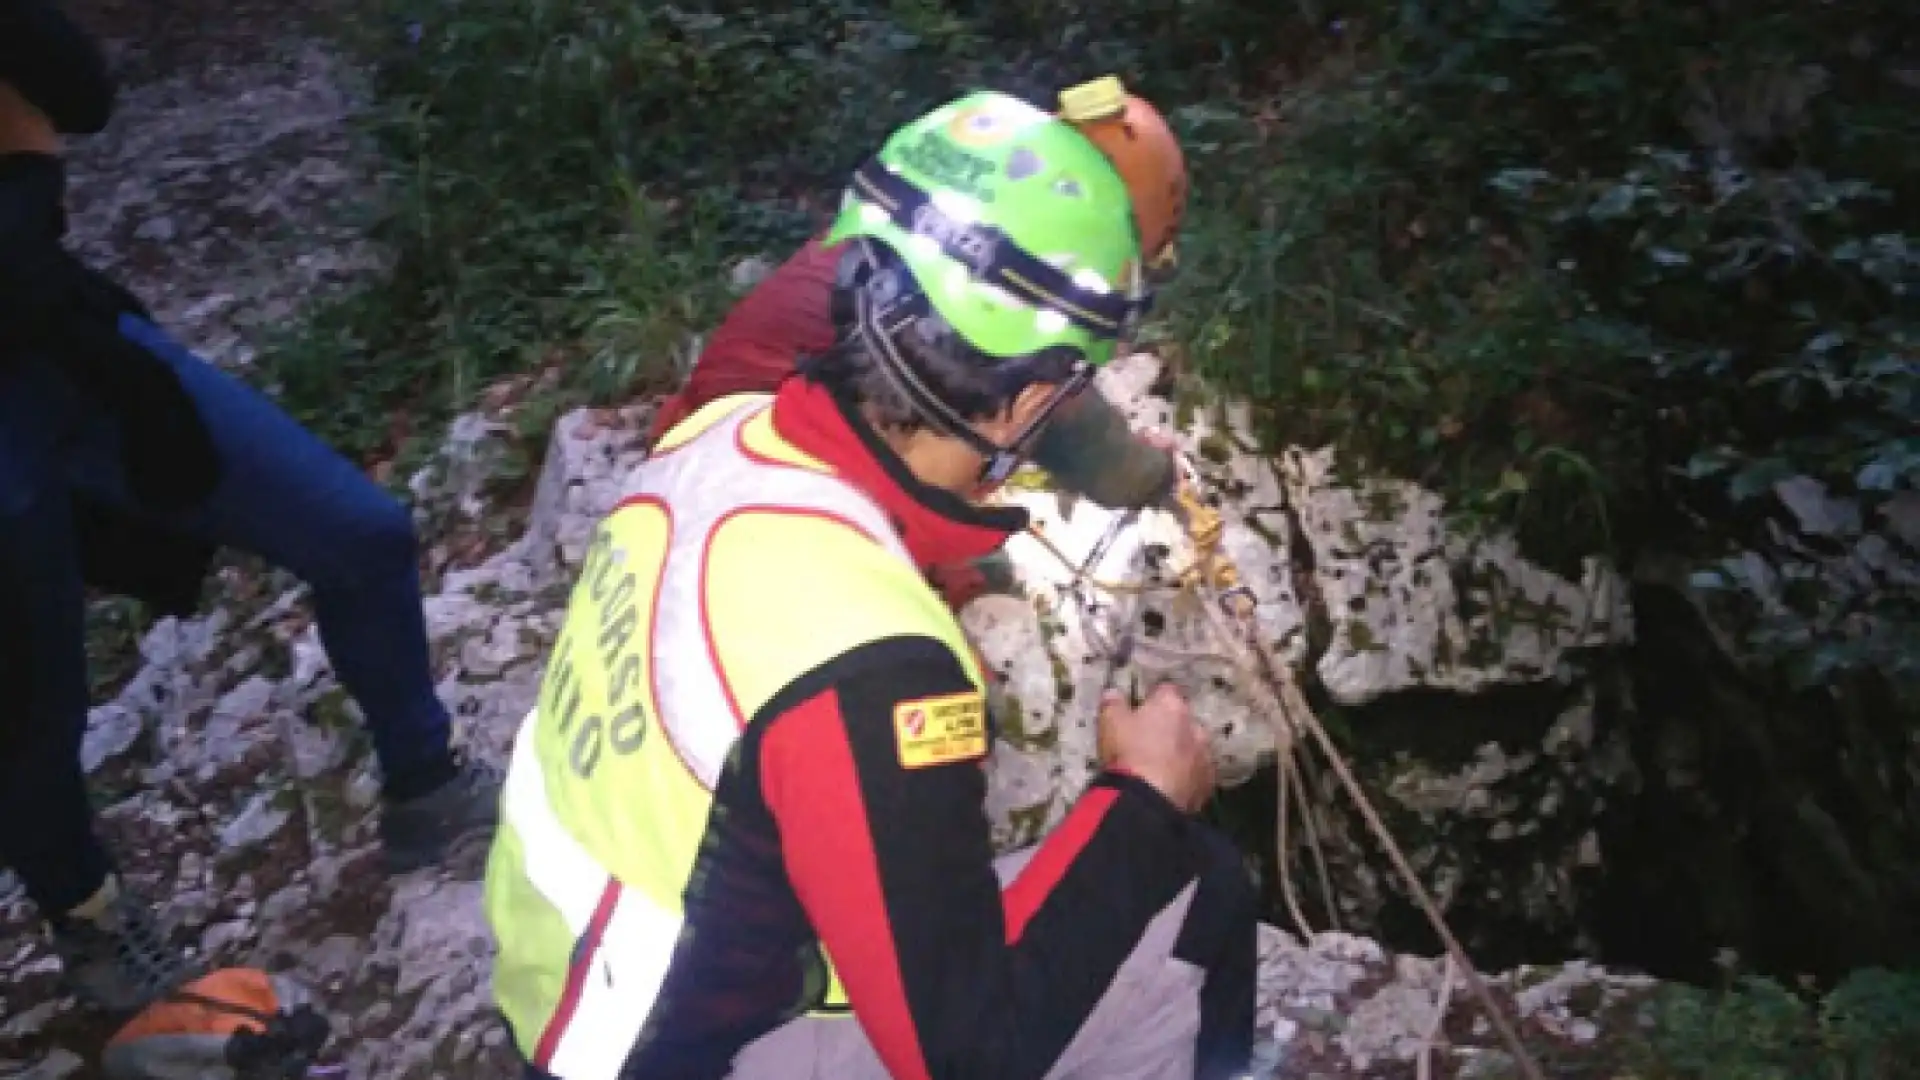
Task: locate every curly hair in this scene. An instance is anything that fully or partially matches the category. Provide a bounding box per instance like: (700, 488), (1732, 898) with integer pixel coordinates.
(802, 241), (1081, 434)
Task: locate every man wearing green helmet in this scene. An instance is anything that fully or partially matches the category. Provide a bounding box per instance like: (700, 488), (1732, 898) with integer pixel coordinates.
(648, 75), (1192, 612)
(485, 88), (1255, 1080)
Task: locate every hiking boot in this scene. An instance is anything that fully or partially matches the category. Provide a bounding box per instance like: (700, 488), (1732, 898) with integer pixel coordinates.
(46, 875), (199, 1015)
(378, 753), (504, 874)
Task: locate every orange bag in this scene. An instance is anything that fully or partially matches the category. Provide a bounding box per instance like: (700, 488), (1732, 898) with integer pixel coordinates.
(101, 968), (331, 1080)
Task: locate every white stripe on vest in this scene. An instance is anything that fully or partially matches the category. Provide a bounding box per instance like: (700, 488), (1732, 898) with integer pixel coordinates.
(618, 399), (908, 789)
(503, 709), (682, 1078)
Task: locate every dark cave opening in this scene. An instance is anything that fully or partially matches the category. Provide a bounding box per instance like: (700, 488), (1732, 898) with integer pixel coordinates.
(1205, 585), (1918, 991)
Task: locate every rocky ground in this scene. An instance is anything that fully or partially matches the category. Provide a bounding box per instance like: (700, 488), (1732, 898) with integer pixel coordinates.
(0, 9), (1667, 1079)
(59, 0), (383, 373)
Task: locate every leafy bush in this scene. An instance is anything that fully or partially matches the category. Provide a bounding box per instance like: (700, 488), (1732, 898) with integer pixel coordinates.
(1164, 0), (1918, 688)
(266, 0), (924, 457)
(270, 0), (1915, 695)
(266, 0), (1326, 459)
(1632, 968), (1920, 1079)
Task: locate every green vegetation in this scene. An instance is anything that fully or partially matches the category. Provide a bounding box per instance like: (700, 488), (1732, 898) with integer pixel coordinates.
(273, 0), (1916, 693)
(1632, 968), (1920, 1079)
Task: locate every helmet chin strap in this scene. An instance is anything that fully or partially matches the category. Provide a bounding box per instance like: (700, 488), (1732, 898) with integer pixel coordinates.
(851, 248), (1092, 487)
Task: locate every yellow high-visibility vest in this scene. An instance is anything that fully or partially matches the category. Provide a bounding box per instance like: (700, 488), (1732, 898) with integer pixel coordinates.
(483, 392), (986, 1078)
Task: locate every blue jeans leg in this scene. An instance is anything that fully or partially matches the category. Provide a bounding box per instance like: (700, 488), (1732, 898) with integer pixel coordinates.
(85, 316), (455, 792)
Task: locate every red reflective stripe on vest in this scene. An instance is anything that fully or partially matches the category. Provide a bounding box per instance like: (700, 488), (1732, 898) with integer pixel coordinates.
(531, 879), (624, 1068)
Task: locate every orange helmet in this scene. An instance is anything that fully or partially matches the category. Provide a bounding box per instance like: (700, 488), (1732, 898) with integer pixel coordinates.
(1058, 76), (1189, 282)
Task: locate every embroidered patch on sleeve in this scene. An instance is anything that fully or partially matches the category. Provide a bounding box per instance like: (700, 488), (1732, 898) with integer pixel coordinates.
(892, 691), (989, 769)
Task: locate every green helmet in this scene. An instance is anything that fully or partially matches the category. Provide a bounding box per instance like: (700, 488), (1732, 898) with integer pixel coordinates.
(826, 90), (1151, 369)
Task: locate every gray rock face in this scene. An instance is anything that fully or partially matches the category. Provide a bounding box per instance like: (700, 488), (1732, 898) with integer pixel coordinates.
(960, 354), (1643, 962)
(1254, 925), (1653, 1076)
(966, 351), (1629, 812)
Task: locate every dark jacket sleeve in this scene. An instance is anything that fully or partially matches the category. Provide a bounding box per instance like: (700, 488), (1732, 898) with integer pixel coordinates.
(0, 153), (145, 338)
(758, 634), (1202, 1080)
(0, 0), (116, 134)
(72, 494), (215, 616)
(0, 153), (221, 511)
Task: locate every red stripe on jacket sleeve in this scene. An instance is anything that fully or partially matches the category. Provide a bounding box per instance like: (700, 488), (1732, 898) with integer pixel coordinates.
(756, 640), (1200, 1080)
(760, 688), (932, 1080)
(999, 787), (1120, 944)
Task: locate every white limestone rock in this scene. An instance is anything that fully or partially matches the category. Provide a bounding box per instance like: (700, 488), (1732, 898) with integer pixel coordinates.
(968, 352), (1634, 838)
(1281, 446), (1632, 705)
(341, 878), (497, 1079)
(966, 475), (1301, 836)
(520, 409), (653, 583)
(408, 412), (519, 526)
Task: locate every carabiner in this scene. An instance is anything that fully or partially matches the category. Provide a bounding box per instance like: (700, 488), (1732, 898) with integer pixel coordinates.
(1218, 583), (1258, 621)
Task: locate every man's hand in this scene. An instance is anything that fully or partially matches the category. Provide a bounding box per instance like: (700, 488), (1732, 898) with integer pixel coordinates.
(1098, 682), (1216, 814)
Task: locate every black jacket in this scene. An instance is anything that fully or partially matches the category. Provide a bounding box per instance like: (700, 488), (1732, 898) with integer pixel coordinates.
(2, 4), (221, 616)
(0, 157), (220, 616)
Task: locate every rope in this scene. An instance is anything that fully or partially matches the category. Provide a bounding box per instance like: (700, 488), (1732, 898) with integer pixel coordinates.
(1273, 744), (1317, 935)
(1017, 463), (1547, 1080)
(1190, 549), (1547, 1080)
(1284, 743), (1343, 934)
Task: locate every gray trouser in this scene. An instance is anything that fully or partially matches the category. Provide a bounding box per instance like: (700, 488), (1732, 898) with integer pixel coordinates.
(727, 849), (1208, 1080)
